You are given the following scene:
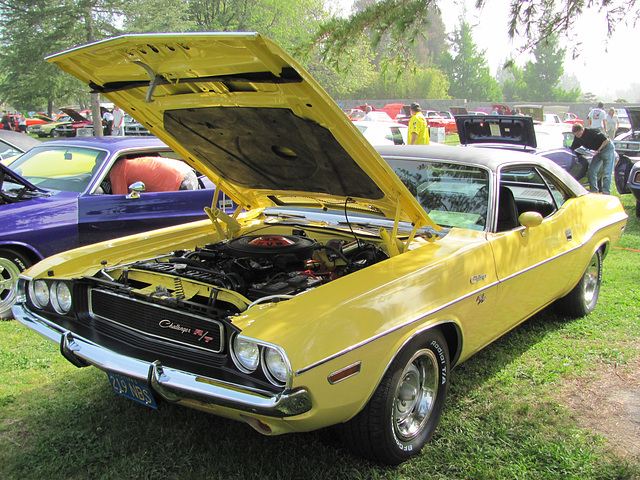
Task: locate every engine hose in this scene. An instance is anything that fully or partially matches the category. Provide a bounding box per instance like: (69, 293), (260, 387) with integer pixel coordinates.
(314, 245), (350, 264)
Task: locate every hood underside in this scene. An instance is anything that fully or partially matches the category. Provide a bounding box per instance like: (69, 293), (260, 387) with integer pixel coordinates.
(626, 107), (640, 132)
(46, 33), (432, 227)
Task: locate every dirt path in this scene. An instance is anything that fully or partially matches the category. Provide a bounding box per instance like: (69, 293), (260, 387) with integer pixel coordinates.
(560, 355), (640, 463)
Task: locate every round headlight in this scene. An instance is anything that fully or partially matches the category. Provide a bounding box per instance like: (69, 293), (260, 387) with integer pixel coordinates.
(263, 347), (289, 385)
(50, 282), (72, 314)
(232, 337), (260, 373)
(30, 280), (49, 308)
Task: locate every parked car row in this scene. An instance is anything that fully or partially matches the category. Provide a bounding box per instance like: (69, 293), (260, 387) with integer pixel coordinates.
(10, 33), (628, 466)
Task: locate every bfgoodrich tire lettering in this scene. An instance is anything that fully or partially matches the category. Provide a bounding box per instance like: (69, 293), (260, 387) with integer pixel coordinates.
(0, 248), (32, 319)
(342, 330), (450, 465)
(556, 249), (602, 317)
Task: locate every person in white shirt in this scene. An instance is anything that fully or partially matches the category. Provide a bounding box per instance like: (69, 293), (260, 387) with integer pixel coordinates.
(112, 105), (125, 136)
(604, 107), (619, 139)
(102, 109), (114, 135)
(586, 102), (606, 133)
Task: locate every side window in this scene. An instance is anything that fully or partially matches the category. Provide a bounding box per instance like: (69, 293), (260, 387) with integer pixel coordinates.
(538, 169), (572, 207)
(389, 127), (405, 145)
(498, 166), (562, 230)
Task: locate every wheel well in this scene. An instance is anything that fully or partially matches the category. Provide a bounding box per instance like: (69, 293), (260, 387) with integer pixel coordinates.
(435, 322), (462, 367)
(404, 322), (462, 368)
(0, 245), (40, 268)
(597, 241), (610, 261)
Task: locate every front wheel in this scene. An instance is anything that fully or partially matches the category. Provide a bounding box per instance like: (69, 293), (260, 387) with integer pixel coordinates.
(556, 249), (603, 317)
(0, 249), (32, 319)
(636, 200), (640, 218)
(51, 128), (60, 138)
(342, 330), (450, 465)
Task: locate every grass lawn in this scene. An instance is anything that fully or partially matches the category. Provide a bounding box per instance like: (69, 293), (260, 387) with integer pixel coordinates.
(1, 189), (638, 480)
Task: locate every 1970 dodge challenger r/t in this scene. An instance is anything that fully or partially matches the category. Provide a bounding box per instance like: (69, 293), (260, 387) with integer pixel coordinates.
(14, 33), (627, 465)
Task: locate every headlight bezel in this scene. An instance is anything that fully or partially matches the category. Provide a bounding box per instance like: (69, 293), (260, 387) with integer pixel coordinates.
(50, 281), (72, 314)
(230, 334), (291, 387)
(262, 346), (289, 386)
(27, 279), (73, 315)
(29, 279), (50, 309)
(231, 336), (260, 374)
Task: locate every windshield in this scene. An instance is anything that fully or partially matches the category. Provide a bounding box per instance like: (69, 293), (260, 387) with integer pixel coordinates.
(8, 145), (108, 193)
(386, 159), (490, 231)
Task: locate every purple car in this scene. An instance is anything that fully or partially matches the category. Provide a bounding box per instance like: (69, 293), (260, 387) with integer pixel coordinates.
(0, 136), (232, 317)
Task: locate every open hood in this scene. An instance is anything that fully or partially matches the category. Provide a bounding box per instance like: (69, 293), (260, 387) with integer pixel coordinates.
(46, 33), (433, 228)
(0, 161), (43, 192)
(514, 105), (543, 122)
(450, 107), (468, 116)
(456, 114), (537, 148)
(60, 108), (89, 122)
(627, 107), (640, 132)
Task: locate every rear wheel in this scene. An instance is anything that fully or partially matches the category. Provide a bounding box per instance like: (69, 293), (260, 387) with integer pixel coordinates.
(0, 249), (32, 319)
(342, 330), (449, 465)
(556, 249), (602, 317)
(636, 200), (640, 218)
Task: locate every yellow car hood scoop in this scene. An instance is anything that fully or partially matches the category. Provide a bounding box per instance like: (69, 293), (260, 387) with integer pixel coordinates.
(46, 32), (433, 227)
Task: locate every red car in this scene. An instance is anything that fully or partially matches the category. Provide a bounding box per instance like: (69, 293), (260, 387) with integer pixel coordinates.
(52, 108), (94, 136)
(423, 110), (457, 133)
(0, 114), (47, 131)
(563, 112), (584, 125)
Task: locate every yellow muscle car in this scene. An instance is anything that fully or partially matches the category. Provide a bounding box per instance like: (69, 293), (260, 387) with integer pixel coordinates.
(13, 33), (627, 465)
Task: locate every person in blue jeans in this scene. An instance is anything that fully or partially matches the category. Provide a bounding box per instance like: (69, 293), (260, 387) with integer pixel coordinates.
(570, 123), (616, 194)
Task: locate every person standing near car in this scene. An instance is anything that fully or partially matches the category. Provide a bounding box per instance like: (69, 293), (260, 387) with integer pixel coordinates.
(605, 107), (619, 139)
(102, 108), (114, 135)
(18, 114), (27, 133)
(570, 123), (615, 194)
(112, 105), (125, 136)
(586, 102), (606, 133)
(409, 102), (429, 145)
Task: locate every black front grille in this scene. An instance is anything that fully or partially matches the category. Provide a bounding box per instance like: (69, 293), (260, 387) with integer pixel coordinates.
(89, 289), (224, 353)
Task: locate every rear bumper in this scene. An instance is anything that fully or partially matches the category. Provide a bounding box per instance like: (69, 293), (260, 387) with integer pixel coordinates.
(13, 304), (312, 421)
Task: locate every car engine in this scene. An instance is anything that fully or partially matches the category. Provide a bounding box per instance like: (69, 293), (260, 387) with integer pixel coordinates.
(101, 232), (389, 318)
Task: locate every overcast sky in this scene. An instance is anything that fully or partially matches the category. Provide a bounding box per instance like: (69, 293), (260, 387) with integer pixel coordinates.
(334, 0), (639, 102)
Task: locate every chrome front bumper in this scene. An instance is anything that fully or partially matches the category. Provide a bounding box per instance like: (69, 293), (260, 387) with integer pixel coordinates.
(13, 304), (311, 419)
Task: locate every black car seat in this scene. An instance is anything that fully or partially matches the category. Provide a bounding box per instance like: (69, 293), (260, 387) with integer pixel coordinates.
(496, 186), (519, 232)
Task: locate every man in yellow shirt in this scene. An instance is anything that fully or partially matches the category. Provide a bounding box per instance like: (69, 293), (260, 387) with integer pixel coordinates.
(409, 102), (429, 145)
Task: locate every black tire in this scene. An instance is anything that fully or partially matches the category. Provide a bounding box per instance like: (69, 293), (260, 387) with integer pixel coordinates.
(342, 330), (450, 465)
(636, 200), (640, 218)
(556, 249), (602, 317)
(0, 248), (32, 319)
(51, 128), (60, 138)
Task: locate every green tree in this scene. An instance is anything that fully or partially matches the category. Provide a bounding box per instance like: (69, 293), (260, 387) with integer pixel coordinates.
(500, 63), (527, 102)
(0, 0), (126, 119)
(308, 0), (634, 68)
(438, 20), (502, 101)
(521, 37), (579, 102)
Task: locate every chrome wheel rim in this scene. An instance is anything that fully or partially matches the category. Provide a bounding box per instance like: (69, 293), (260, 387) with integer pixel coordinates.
(583, 254), (600, 304)
(393, 349), (439, 441)
(0, 257), (22, 311)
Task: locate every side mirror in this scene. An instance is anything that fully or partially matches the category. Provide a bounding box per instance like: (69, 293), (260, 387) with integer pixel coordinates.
(126, 181), (146, 199)
(519, 211), (543, 236)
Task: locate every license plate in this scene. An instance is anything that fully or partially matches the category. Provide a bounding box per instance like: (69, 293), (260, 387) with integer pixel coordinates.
(106, 372), (157, 409)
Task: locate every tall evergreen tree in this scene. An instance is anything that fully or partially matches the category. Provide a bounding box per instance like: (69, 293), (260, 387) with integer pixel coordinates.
(438, 20), (502, 101)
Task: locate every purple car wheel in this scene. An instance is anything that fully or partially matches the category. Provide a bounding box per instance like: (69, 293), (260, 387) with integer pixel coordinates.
(0, 249), (31, 319)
